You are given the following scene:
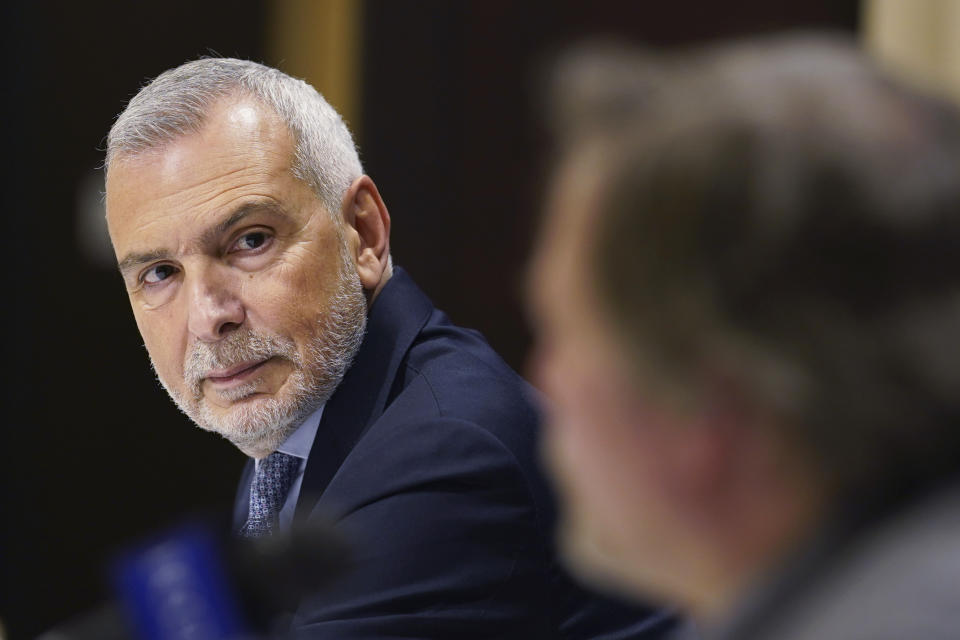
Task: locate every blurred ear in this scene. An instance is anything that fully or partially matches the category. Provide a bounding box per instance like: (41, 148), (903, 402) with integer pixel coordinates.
(669, 371), (786, 518)
(658, 373), (754, 510)
(342, 175), (391, 291)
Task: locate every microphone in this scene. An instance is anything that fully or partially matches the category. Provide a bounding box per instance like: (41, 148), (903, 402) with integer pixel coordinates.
(38, 517), (351, 640)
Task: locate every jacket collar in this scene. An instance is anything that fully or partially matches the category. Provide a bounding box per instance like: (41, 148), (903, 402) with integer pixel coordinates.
(295, 266), (434, 518)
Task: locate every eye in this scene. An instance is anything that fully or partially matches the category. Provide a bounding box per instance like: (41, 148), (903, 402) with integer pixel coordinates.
(142, 263), (178, 285)
(231, 231), (272, 252)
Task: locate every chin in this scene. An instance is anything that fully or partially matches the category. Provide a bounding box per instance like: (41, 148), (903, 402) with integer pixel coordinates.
(190, 386), (312, 455)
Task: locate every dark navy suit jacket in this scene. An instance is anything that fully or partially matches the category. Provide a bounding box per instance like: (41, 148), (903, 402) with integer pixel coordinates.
(234, 268), (680, 639)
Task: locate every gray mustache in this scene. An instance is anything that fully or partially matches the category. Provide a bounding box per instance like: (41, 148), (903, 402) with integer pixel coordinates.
(184, 329), (299, 392)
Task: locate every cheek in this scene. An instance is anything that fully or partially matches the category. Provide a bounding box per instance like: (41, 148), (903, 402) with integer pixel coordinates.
(548, 380), (689, 575)
(136, 310), (186, 381)
(554, 390), (646, 511)
(539, 342), (648, 516)
(246, 245), (342, 331)
(243, 276), (323, 345)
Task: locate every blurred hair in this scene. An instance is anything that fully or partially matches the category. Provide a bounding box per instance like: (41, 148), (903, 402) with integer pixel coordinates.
(551, 33), (960, 497)
(106, 58), (362, 218)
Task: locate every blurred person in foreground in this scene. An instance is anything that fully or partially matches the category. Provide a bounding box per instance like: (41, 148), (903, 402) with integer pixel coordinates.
(102, 58), (681, 639)
(529, 34), (960, 640)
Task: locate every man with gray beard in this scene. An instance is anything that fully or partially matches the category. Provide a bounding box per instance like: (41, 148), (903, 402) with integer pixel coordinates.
(103, 58), (681, 639)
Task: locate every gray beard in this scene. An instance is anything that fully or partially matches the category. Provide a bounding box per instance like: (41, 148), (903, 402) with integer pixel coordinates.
(152, 245), (367, 457)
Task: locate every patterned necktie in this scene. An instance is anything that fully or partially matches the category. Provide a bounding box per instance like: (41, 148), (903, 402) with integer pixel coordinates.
(239, 451), (301, 538)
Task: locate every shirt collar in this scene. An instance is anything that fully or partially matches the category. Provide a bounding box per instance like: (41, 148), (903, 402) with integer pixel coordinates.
(274, 403), (325, 460)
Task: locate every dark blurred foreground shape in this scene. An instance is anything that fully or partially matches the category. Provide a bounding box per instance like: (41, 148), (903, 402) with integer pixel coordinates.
(529, 31), (960, 640)
(37, 517), (353, 640)
(2, 1), (857, 636)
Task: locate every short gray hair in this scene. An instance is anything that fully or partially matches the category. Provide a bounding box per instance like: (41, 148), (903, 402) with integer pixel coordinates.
(106, 57), (362, 217)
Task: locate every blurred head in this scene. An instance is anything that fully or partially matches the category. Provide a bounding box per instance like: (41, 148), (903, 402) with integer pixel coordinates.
(105, 59), (392, 458)
(529, 34), (960, 616)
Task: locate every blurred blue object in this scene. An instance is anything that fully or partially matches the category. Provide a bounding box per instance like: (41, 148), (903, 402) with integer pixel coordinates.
(112, 523), (247, 640)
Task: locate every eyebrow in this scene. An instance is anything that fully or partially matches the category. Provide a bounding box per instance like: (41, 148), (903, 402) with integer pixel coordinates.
(117, 249), (171, 277)
(116, 200), (288, 276)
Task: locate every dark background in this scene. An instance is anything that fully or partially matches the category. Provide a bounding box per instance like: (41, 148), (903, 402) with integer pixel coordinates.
(1, 2), (857, 637)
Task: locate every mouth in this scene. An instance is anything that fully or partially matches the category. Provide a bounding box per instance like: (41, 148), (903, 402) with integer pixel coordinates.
(203, 359), (270, 388)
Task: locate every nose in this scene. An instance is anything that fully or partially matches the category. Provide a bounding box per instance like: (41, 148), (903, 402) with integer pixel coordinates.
(186, 265), (246, 342)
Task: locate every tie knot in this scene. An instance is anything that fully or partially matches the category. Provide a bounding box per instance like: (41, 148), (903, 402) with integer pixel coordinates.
(240, 451), (301, 538)
(258, 450), (301, 486)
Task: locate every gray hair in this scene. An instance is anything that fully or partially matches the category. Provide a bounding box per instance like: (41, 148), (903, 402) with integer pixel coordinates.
(106, 57), (362, 218)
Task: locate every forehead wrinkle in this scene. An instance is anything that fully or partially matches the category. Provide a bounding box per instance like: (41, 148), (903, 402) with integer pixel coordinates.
(107, 154), (282, 229)
(142, 131), (294, 215)
(169, 161), (262, 195)
(154, 166), (284, 217)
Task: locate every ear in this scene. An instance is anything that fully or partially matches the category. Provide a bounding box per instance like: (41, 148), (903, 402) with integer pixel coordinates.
(666, 373), (772, 516)
(643, 373), (739, 507)
(341, 175), (391, 292)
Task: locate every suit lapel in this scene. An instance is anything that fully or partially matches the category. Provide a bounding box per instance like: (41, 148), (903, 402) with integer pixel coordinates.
(294, 268), (434, 522)
(232, 458), (255, 532)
